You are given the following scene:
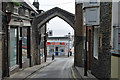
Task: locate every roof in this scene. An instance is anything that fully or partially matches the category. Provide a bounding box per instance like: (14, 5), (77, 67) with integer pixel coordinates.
(48, 37), (69, 40)
(11, 0), (38, 13)
(20, 0), (38, 13)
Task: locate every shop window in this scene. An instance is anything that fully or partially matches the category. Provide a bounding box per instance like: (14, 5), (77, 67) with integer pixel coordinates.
(60, 49), (64, 52)
(10, 28), (17, 67)
(22, 28), (27, 62)
(49, 49), (54, 53)
(113, 28), (120, 53)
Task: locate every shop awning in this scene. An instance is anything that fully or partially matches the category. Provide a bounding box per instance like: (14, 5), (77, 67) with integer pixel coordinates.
(9, 19), (21, 26)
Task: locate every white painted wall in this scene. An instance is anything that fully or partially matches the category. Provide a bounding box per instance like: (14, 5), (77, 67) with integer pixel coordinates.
(111, 1), (120, 48)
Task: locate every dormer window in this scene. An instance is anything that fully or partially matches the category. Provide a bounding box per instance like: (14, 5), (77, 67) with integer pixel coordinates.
(14, 6), (19, 15)
(25, 9), (29, 17)
(6, 3), (14, 13)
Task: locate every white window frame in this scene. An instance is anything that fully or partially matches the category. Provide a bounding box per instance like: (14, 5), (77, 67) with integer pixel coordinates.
(94, 27), (99, 59)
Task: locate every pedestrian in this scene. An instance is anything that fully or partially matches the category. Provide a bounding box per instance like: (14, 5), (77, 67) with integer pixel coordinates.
(52, 53), (55, 60)
(70, 51), (72, 56)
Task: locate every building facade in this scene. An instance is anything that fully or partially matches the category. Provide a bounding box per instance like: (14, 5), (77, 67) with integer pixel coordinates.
(75, 0), (113, 79)
(47, 36), (74, 56)
(1, 1), (38, 78)
(111, 1), (120, 79)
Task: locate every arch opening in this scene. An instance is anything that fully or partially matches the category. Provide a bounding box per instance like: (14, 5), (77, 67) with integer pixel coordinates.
(38, 15), (74, 30)
(46, 16), (74, 36)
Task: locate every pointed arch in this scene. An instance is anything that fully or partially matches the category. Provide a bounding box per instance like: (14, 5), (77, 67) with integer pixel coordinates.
(31, 7), (75, 63)
(32, 7), (75, 29)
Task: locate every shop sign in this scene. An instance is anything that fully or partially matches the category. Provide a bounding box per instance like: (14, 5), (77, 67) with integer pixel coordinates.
(52, 42), (55, 45)
(85, 7), (100, 26)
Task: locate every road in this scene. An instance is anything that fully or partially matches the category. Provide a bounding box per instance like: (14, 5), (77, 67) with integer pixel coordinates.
(28, 56), (74, 80)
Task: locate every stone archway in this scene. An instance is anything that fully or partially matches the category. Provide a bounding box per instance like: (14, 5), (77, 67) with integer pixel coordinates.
(31, 7), (75, 65)
(32, 7), (75, 29)
(31, 6), (83, 67)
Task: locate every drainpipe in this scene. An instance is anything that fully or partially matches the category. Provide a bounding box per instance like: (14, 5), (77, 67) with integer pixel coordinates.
(68, 32), (71, 57)
(84, 25), (88, 76)
(19, 21), (23, 68)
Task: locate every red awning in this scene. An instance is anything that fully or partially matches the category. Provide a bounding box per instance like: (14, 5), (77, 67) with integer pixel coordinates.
(47, 42), (51, 45)
(57, 42), (60, 45)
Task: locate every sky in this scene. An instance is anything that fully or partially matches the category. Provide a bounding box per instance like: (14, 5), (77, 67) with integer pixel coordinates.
(29, 0), (75, 36)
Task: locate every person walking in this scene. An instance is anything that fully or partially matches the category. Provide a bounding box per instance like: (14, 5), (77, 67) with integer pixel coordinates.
(52, 53), (55, 60)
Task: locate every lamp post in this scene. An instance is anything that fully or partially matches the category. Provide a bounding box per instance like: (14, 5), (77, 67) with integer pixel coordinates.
(68, 32), (71, 57)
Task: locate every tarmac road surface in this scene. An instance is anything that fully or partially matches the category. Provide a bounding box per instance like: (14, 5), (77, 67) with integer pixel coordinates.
(28, 56), (74, 80)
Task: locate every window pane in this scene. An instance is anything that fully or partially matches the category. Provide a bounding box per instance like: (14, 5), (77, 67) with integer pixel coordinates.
(94, 28), (99, 59)
(10, 28), (17, 67)
(22, 28), (27, 62)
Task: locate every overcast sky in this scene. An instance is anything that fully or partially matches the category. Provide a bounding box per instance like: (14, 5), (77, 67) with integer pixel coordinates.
(29, 0), (75, 36)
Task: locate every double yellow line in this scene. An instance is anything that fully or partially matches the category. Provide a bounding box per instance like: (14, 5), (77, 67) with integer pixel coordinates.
(70, 64), (78, 80)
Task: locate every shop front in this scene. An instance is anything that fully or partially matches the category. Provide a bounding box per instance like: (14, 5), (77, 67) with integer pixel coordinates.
(9, 18), (31, 73)
(47, 42), (66, 56)
(9, 18), (20, 73)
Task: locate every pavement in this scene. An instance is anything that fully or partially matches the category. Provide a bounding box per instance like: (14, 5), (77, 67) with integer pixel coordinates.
(3, 57), (55, 80)
(71, 65), (98, 80)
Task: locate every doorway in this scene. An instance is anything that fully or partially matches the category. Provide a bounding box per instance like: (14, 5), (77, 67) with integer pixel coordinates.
(88, 28), (92, 70)
(55, 47), (58, 56)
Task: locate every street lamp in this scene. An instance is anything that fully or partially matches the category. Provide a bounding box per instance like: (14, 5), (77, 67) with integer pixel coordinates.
(68, 32), (71, 57)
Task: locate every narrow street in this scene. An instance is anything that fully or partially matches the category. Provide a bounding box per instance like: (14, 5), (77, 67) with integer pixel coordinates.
(1, 0), (120, 80)
(27, 57), (74, 79)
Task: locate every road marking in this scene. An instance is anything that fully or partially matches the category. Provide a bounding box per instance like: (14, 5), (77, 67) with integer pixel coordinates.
(70, 63), (78, 80)
(71, 67), (78, 80)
